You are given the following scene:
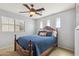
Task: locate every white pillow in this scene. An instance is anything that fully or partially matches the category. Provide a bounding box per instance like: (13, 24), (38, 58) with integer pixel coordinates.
(39, 32), (47, 36)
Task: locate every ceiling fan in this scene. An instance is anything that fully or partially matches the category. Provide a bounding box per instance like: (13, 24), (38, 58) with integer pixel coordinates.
(20, 4), (45, 17)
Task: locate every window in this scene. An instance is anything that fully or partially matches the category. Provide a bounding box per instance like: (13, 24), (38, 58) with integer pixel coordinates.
(47, 20), (50, 26)
(15, 20), (25, 32)
(1, 16), (25, 32)
(56, 16), (61, 28)
(40, 21), (43, 29)
(1, 16), (14, 32)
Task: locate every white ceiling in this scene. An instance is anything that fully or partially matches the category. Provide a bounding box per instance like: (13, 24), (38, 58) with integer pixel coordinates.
(0, 3), (75, 19)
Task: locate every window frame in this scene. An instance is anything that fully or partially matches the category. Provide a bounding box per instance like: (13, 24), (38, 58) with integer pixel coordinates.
(1, 16), (25, 32)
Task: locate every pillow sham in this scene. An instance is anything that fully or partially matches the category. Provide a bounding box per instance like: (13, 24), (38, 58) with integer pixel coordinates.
(38, 31), (47, 36)
(46, 32), (52, 36)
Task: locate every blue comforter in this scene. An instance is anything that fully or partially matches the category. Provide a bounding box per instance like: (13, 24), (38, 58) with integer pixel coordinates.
(16, 35), (56, 56)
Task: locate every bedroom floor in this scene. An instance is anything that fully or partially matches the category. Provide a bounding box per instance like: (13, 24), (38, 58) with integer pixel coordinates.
(49, 48), (74, 56)
(0, 47), (74, 56)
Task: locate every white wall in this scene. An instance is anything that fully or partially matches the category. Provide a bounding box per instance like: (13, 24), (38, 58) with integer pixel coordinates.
(0, 9), (35, 49)
(35, 8), (75, 51)
(0, 32), (26, 49)
(57, 9), (75, 51)
(25, 19), (35, 34)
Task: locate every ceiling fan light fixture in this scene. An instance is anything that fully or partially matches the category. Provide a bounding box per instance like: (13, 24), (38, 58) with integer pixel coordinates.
(21, 4), (45, 17)
(30, 11), (36, 16)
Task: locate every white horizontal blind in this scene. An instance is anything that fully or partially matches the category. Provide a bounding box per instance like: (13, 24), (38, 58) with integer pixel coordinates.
(2, 16), (14, 32)
(56, 16), (61, 28)
(15, 20), (25, 32)
(1, 16), (25, 32)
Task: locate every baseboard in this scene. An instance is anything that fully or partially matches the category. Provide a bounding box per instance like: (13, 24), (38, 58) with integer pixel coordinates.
(58, 46), (74, 52)
(0, 45), (13, 50)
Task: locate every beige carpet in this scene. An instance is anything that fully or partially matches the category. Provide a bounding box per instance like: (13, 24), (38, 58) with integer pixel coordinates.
(0, 47), (19, 56)
(49, 48), (74, 56)
(0, 47), (74, 56)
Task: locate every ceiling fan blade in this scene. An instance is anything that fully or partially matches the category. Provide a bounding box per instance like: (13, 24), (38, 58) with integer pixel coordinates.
(19, 11), (29, 13)
(23, 4), (30, 10)
(36, 8), (45, 11)
(36, 13), (42, 16)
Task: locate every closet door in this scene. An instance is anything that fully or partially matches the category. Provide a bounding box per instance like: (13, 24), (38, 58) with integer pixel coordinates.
(75, 27), (79, 56)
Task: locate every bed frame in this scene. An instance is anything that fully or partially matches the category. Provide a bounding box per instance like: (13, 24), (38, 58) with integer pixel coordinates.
(14, 35), (33, 56)
(14, 27), (58, 56)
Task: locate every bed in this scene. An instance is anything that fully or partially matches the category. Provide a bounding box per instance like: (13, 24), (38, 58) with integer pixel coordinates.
(14, 26), (58, 56)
